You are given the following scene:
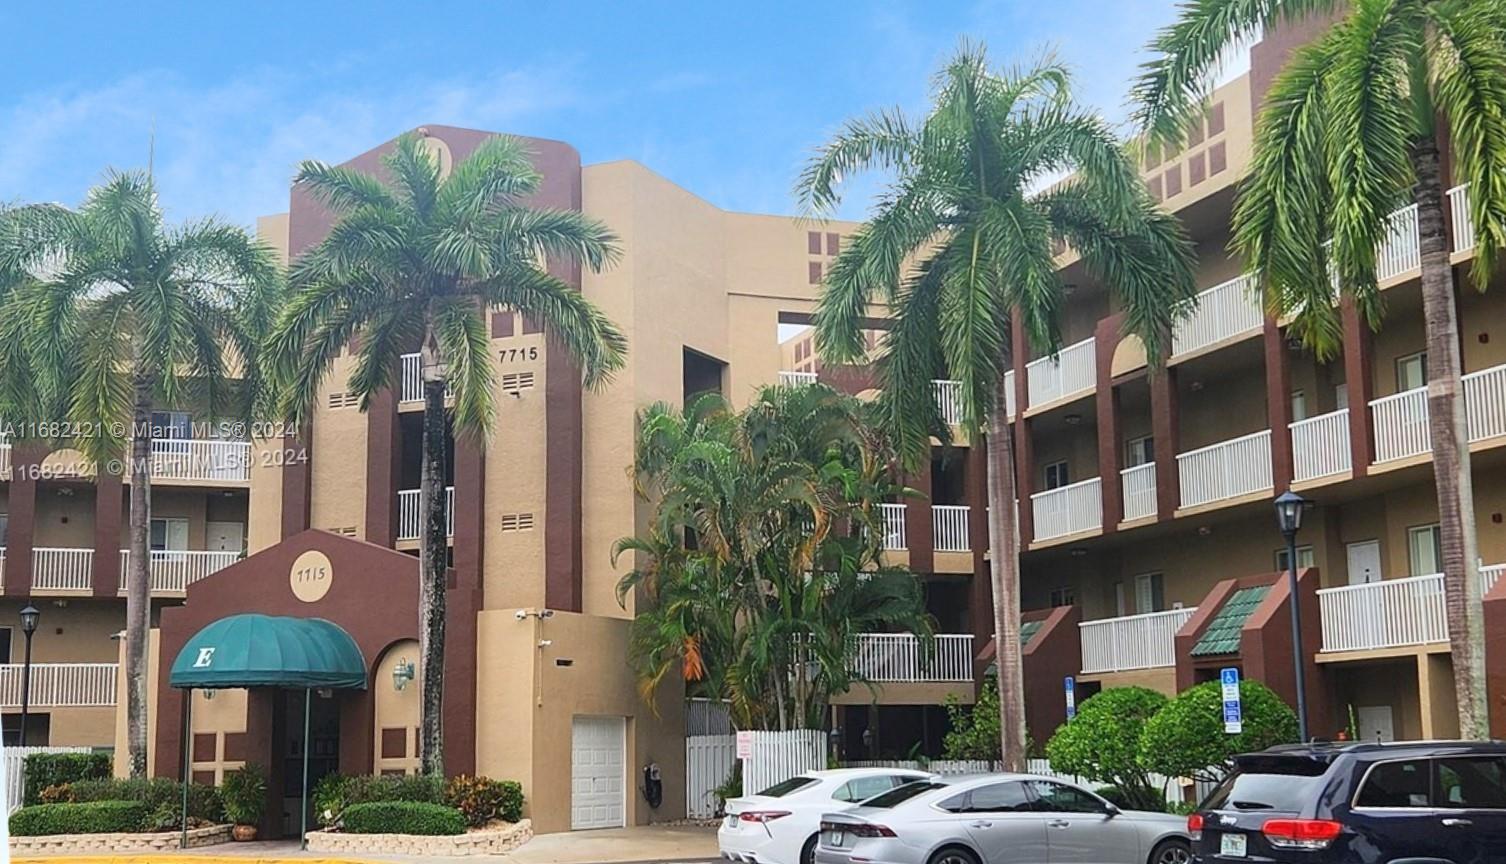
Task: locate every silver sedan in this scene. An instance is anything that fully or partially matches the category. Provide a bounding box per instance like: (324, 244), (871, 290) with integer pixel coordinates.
(815, 774), (1191, 864)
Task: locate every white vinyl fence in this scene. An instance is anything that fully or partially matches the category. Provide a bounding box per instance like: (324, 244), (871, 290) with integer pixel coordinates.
(686, 734), (737, 819)
(840, 758), (1196, 808)
(742, 730), (827, 797)
(5, 746), (90, 813)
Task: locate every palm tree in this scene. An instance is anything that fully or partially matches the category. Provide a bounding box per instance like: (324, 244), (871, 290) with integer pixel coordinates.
(797, 45), (1197, 769)
(1134, 0), (1506, 738)
(0, 173), (280, 776)
(269, 132), (627, 776)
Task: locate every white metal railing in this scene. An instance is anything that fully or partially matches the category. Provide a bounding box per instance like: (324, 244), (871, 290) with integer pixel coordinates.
(1004, 370), (1017, 419)
(0, 663), (118, 708)
(849, 633), (973, 682)
(1290, 409), (1352, 482)
(1484, 563), (1506, 596)
(31, 547), (93, 592)
(1370, 387), (1430, 463)
(0, 441), (10, 479)
(119, 550), (239, 595)
(1031, 477), (1103, 541)
(1318, 573), (1447, 652)
(1465, 363), (1506, 443)
(1079, 607), (1197, 674)
(1450, 184), (1474, 254)
(1172, 272), (1262, 358)
(1377, 203), (1421, 283)
(1121, 462), (1157, 521)
(932, 379), (962, 425)
(1177, 429), (1273, 508)
(778, 370), (819, 387)
(148, 438), (251, 482)
(879, 503), (907, 550)
(932, 505), (970, 552)
(398, 486), (456, 541)
(1026, 337), (1096, 407)
(401, 352), (422, 402)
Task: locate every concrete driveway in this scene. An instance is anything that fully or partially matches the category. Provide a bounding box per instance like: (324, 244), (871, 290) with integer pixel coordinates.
(509, 824), (718, 864)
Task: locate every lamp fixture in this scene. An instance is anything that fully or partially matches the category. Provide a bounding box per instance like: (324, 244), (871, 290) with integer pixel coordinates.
(391, 659), (416, 692)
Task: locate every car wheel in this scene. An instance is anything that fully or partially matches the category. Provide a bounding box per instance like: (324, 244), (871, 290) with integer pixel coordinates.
(1149, 838), (1191, 864)
(929, 845), (981, 864)
(801, 835), (818, 864)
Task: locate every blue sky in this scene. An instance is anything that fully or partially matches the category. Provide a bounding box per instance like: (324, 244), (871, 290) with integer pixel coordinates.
(0, 2), (1226, 227)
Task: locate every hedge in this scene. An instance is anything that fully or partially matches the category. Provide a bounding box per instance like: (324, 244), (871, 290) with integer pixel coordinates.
(10, 801), (150, 836)
(1139, 679), (1299, 783)
(341, 801), (466, 836)
(312, 773), (444, 826)
(69, 777), (224, 825)
(1045, 686), (1168, 811)
(444, 775), (525, 826)
(22, 752), (111, 806)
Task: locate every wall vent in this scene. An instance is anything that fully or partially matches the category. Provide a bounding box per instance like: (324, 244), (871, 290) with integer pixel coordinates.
(327, 391), (361, 409)
(499, 512), (536, 532)
(500, 372), (536, 395)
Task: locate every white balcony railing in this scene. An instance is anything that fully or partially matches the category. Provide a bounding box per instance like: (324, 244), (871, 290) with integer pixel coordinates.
(932, 379), (962, 425)
(401, 352), (422, 403)
(397, 486), (456, 542)
(1318, 573), (1448, 652)
(849, 633), (973, 682)
(1466, 363), (1506, 443)
(1370, 361), (1506, 464)
(932, 505), (970, 552)
(31, 548), (93, 592)
(1172, 272), (1262, 358)
(0, 663), (118, 708)
(1377, 203), (1421, 283)
(1031, 477), (1103, 541)
(1079, 607), (1197, 674)
(1450, 184), (1474, 255)
(1177, 430), (1273, 509)
(0, 441), (10, 479)
(1484, 563), (1506, 596)
(1026, 337), (1096, 408)
(778, 370), (819, 388)
(1120, 462), (1157, 522)
(879, 503), (907, 550)
(1290, 409), (1352, 482)
(149, 438), (251, 483)
(1004, 370), (1017, 420)
(119, 550), (239, 595)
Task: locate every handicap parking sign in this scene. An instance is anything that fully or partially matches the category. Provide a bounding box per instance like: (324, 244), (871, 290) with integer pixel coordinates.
(1221, 667), (1243, 734)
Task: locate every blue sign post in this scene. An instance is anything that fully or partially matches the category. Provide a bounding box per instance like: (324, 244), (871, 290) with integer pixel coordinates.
(1221, 667), (1243, 734)
(1065, 676), (1077, 720)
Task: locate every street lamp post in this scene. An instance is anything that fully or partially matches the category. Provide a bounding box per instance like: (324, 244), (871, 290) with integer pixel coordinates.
(18, 604), (40, 747)
(1273, 491), (1311, 742)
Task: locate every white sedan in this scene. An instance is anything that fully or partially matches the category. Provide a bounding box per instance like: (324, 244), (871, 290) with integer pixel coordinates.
(720, 768), (936, 864)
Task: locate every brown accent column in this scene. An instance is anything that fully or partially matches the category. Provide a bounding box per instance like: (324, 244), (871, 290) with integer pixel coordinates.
(93, 470), (123, 597)
(7, 443), (45, 595)
(447, 437), (484, 777)
(1011, 312), (1030, 418)
(1264, 316), (1294, 492)
(1095, 315), (1126, 532)
(1150, 366), (1181, 519)
(967, 443), (993, 691)
(1341, 297), (1375, 478)
(245, 689), (279, 837)
(155, 685), (189, 782)
(1485, 578), (1506, 738)
(280, 428), (312, 540)
(1014, 420), (1035, 546)
(364, 388), (400, 547)
(338, 688), (374, 776)
(904, 454), (934, 575)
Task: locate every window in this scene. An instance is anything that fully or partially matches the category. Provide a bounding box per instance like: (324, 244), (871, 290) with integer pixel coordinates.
(0, 627), (11, 664)
(808, 262), (823, 285)
(1275, 545), (1316, 572)
(1206, 757), (1328, 812)
(1436, 757), (1506, 809)
(150, 518), (189, 553)
(1135, 572), (1165, 614)
(1356, 760), (1432, 808)
(868, 781), (945, 809)
(964, 781), (1033, 813)
(1043, 461), (1069, 490)
(1409, 524), (1443, 576)
(1208, 142), (1228, 175)
(1049, 586), (1077, 608)
(826, 233), (841, 256)
(1291, 390), (1308, 422)
(150, 411), (192, 440)
(832, 775), (899, 803)
(756, 776), (818, 797)
(1397, 352), (1428, 392)
(1335, 382), (1349, 411)
(807, 231), (823, 255)
(1025, 780), (1105, 813)
(1125, 436), (1154, 468)
(1114, 582), (1127, 616)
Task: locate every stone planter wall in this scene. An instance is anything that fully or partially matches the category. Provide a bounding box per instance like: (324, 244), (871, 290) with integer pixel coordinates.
(306, 818), (532, 857)
(9, 823), (232, 855)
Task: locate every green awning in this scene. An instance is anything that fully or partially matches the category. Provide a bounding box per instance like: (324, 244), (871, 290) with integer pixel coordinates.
(169, 613), (368, 690)
(1191, 586), (1270, 656)
(1019, 619), (1044, 647)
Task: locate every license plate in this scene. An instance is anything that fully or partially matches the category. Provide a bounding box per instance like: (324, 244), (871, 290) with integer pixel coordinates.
(1220, 833), (1247, 857)
(725, 815), (737, 828)
(824, 831), (847, 847)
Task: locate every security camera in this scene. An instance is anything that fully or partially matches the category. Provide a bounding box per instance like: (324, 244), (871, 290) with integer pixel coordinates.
(538, 639), (553, 648)
(540, 609), (555, 619)
(514, 609), (528, 621)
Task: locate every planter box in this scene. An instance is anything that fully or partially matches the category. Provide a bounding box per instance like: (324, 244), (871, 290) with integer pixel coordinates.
(10, 823), (232, 855)
(306, 818), (532, 857)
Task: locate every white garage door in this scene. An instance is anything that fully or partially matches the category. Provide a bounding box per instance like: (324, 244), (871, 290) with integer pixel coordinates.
(571, 715), (626, 830)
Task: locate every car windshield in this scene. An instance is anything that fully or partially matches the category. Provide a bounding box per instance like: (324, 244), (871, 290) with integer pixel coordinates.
(1203, 757), (1329, 814)
(860, 781), (947, 808)
(757, 776), (819, 798)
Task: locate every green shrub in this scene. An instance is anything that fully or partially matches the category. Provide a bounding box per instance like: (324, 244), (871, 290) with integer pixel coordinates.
(1045, 686), (1168, 811)
(69, 777), (223, 824)
(312, 773), (446, 826)
(1139, 680), (1299, 785)
(342, 801), (465, 836)
(22, 753), (111, 806)
(40, 783), (75, 805)
(221, 764), (267, 826)
(9, 801), (150, 836)
(943, 674), (1001, 761)
(444, 775), (524, 826)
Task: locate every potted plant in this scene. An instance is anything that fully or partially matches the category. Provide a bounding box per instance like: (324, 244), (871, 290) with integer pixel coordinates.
(221, 764), (267, 841)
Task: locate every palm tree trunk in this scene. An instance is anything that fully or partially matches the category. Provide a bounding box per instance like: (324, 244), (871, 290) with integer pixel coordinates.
(418, 340), (449, 777)
(125, 373), (153, 778)
(1414, 139), (1488, 738)
(985, 375), (1027, 771)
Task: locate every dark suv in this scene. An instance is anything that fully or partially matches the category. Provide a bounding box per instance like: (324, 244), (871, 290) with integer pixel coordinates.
(1189, 741), (1506, 863)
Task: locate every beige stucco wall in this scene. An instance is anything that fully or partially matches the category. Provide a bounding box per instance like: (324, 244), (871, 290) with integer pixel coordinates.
(309, 352), (367, 538)
(0, 598), (123, 663)
(374, 639), (421, 775)
(483, 328), (549, 612)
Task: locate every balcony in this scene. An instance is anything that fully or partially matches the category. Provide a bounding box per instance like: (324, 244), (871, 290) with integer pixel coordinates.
(849, 633), (973, 682)
(1004, 370), (1016, 420)
(0, 663), (118, 708)
(1376, 204), (1422, 282)
(778, 370), (819, 388)
(932, 379), (962, 425)
(1079, 607), (1198, 674)
(1172, 273), (1262, 359)
(932, 505), (970, 553)
(1371, 361), (1506, 464)
(397, 486), (455, 542)
(1177, 429), (1273, 509)
(1319, 562), (1506, 654)
(1450, 184), (1474, 255)
(1290, 409), (1352, 483)
(147, 438), (251, 483)
(31, 547), (93, 593)
(1026, 337), (1095, 409)
(878, 503), (906, 550)
(1120, 463), (1157, 522)
(118, 550), (239, 595)
(1031, 478), (1102, 542)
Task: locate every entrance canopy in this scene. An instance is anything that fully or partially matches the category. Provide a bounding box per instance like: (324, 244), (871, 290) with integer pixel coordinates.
(168, 613), (368, 690)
